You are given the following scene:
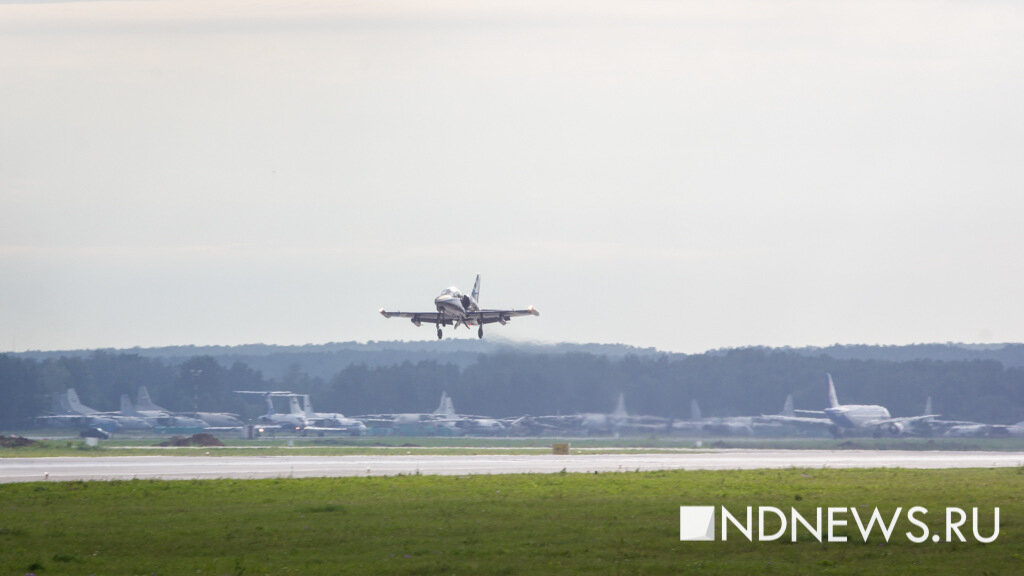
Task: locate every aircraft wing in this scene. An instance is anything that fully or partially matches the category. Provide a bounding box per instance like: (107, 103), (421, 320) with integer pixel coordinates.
(869, 414), (941, 427)
(378, 310), (449, 325)
(379, 307), (539, 326)
(880, 414), (942, 424)
(469, 307), (540, 325)
(755, 414), (833, 428)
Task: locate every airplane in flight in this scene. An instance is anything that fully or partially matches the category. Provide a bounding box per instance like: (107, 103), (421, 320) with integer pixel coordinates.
(818, 373), (939, 437)
(379, 274), (539, 339)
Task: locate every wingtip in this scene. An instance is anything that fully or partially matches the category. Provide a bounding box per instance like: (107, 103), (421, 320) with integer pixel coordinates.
(379, 308), (390, 318)
(528, 306), (540, 316)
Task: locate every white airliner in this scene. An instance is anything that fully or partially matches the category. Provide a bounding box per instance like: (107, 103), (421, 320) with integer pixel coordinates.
(821, 373), (938, 437)
(379, 274), (539, 339)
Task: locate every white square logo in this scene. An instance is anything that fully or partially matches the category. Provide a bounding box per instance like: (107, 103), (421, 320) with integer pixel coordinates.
(680, 506), (716, 541)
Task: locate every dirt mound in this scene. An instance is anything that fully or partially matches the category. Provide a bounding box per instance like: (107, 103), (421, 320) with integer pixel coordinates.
(0, 435), (38, 448)
(156, 433), (224, 447)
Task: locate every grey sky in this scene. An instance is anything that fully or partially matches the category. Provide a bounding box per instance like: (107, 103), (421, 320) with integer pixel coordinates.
(2, 0), (1022, 353)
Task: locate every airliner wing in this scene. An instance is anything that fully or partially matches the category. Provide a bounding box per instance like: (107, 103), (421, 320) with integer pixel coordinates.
(755, 414), (833, 428)
(870, 414), (940, 427)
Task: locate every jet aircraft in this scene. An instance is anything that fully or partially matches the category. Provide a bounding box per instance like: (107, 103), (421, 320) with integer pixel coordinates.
(355, 392), (467, 435)
(120, 394), (206, 429)
(818, 374), (939, 437)
(755, 394), (834, 434)
(439, 393), (507, 435)
(37, 389), (142, 432)
(672, 400), (754, 436)
(512, 393), (669, 436)
(234, 391), (307, 431)
(297, 394), (367, 436)
(379, 274), (539, 339)
(136, 386), (244, 428)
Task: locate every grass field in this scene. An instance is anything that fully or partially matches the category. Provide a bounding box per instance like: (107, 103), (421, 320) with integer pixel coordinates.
(6, 433), (1024, 458)
(0, 467), (1019, 575)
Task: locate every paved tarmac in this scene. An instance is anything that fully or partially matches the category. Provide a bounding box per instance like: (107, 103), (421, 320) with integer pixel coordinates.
(3, 450), (1024, 483)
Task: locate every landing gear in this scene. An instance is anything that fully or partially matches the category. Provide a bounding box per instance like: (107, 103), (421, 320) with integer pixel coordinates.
(437, 327), (443, 340)
(478, 326), (484, 339)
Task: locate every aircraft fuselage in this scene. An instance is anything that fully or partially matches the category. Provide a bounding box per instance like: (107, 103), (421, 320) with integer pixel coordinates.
(434, 287), (478, 323)
(824, 405), (891, 429)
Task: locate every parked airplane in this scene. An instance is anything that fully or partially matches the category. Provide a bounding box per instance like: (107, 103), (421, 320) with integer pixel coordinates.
(936, 396), (1024, 438)
(120, 394), (206, 429)
(38, 389), (175, 432)
(37, 389), (123, 431)
(984, 421), (1024, 437)
(297, 394), (366, 436)
(820, 374), (938, 437)
(136, 386), (244, 428)
(440, 393), (507, 435)
(379, 274), (539, 339)
(355, 392), (463, 435)
(513, 393), (669, 436)
(672, 400), (754, 436)
(115, 396), (161, 430)
(755, 394), (833, 434)
(234, 391), (307, 431)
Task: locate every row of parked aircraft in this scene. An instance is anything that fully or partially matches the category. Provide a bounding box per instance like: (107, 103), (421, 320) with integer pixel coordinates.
(228, 374), (1024, 438)
(38, 373), (1024, 439)
(38, 387), (245, 433)
(234, 390), (507, 436)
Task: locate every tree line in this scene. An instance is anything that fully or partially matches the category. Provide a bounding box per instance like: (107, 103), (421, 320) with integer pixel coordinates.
(2, 347), (1024, 429)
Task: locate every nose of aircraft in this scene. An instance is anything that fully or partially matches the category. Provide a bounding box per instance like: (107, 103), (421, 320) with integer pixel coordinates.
(435, 293), (464, 312)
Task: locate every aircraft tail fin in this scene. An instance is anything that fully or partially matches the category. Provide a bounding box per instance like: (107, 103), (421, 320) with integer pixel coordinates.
(471, 274), (481, 304)
(782, 394), (794, 416)
(137, 386), (163, 412)
(302, 395), (314, 418)
(924, 396), (933, 416)
(690, 399), (702, 421)
(288, 395), (304, 416)
(263, 394), (276, 416)
(612, 392), (628, 419)
(826, 373), (840, 409)
(53, 392), (72, 414)
(434, 392), (456, 417)
(120, 394), (140, 416)
(67, 388), (96, 415)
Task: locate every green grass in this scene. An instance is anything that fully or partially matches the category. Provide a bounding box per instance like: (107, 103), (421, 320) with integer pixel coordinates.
(6, 433), (1024, 458)
(0, 468), (1020, 575)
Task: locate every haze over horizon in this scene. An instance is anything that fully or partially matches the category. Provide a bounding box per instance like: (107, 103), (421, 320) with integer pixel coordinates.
(3, 0), (1022, 354)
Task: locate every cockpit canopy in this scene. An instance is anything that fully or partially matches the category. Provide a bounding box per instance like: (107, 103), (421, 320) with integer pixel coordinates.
(439, 287), (463, 298)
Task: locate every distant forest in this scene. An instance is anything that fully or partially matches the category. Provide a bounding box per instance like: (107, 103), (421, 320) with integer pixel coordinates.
(3, 342), (1024, 429)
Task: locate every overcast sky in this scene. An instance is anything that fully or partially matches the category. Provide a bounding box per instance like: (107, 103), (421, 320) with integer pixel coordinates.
(1, 0), (1022, 353)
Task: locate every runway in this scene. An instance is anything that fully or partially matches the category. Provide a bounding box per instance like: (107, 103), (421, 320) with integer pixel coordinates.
(3, 450), (1024, 483)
